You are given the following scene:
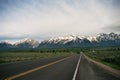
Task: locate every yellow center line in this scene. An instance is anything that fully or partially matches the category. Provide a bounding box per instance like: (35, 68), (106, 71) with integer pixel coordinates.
(5, 56), (72, 80)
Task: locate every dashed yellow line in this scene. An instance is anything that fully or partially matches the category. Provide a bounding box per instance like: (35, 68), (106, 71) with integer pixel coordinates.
(5, 56), (71, 80)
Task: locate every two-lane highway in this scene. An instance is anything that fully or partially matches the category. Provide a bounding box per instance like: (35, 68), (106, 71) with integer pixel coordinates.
(0, 53), (120, 80)
(0, 54), (79, 80)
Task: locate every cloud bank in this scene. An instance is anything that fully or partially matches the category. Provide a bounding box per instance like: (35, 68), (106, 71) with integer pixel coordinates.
(0, 0), (120, 40)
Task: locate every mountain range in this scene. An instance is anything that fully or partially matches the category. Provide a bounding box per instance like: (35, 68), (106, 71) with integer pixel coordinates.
(0, 32), (120, 50)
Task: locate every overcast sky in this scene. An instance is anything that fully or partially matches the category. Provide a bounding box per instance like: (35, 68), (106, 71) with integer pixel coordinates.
(0, 0), (120, 41)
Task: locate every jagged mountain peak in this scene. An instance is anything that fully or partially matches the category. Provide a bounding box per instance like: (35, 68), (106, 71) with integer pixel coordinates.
(15, 38), (34, 43)
(38, 32), (120, 48)
(41, 32), (120, 44)
(15, 38), (36, 44)
(0, 41), (12, 45)
(14, 38), (39, 48)
(0, 32), (120, 50)
(87, 36), (97, 42)
(42, 34), (85, 44)
(96, 32), (120, 41)
(97, 32), (118, 36)
(49, 34), (85, 41)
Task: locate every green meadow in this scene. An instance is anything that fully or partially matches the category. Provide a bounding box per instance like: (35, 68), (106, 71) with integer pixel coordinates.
(84, 47), (120, 70)
(0, 51), (72, 63)
(0, 47), (120, 70)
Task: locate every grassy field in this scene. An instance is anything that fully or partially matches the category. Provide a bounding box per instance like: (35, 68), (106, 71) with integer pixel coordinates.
(0, 51), (72, 63)
(84, 48), (120, 70)
(1, 47), (120, 70)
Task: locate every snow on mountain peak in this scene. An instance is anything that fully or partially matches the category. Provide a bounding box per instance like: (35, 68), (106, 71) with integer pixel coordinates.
(0, 32), (119, 48)
(87, 36), (97, 42)
(14, 38), (39, 48)
(0, 41), (11, 45)
(96, 32), (120, 41)
(42, 34), (86, 44)
(41, 32), (120, 45)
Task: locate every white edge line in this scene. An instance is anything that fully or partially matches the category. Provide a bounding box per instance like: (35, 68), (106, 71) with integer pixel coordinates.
(72, 53), (82, 80)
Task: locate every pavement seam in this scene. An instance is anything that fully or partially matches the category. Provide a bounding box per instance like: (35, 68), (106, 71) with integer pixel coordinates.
(5, 56), (72, 80)
(72, 53), (82, 80)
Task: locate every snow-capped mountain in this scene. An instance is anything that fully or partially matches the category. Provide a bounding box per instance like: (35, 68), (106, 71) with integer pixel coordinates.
(41, 32), (120, 44)
(0, 38), (39, 50)
(0, 32), (120, 50)
(0, 42), (13, 50)
(41, 35), (84, 44)
(38, 32), (120, 48)
(38, 35), (91, 48)
(96, 32), (120, 41)
(14, 38), (39, 48)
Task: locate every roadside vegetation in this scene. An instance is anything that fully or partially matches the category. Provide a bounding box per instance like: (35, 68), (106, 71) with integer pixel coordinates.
(0, 47), (120, 70)
(84, 47), (120, 70)
(0, 51), (72, 63)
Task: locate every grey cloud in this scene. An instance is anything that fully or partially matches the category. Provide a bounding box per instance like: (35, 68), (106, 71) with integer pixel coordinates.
(0, 36), (25, 41)
(103, 24), (120, 32)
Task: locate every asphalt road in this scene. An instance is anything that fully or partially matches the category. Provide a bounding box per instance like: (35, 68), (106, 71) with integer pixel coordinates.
(76, 54), (120, 80)
(0, 53), (120, 80)
(0, 54), (79, 80)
